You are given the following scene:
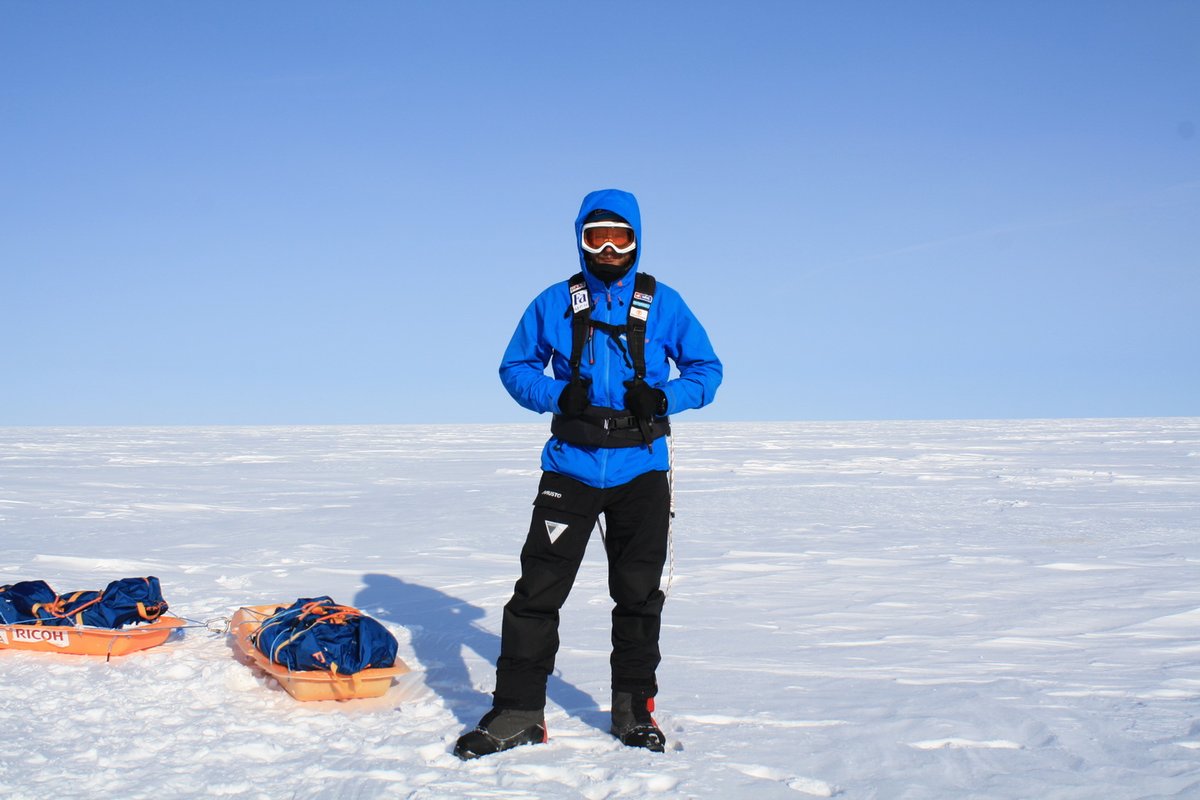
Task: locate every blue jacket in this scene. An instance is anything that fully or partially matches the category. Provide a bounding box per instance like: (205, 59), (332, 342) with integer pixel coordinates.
(499, 189), (723, 488)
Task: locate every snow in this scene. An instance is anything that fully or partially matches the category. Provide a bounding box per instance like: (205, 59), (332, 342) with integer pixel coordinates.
(2, 418), (1199, 799)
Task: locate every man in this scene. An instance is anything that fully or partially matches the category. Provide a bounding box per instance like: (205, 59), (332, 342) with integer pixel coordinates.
(454, 188), (722, 759)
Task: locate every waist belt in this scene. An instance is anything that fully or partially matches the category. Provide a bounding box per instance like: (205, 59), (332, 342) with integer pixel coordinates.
(551, 406), (671, 449)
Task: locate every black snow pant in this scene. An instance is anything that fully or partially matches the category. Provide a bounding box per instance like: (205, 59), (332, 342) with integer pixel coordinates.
(493, 469), (671, 711)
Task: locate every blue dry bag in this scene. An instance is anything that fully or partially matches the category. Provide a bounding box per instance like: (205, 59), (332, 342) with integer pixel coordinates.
(251, 596), (398, 675)
(0, 577), (168, 628)
(0, 580), (58, 624)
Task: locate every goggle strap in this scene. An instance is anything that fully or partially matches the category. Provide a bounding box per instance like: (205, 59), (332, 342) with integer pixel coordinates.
(581, 221), (633, 231)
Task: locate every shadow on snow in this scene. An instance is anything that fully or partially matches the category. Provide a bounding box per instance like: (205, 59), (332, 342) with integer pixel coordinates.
(355, 573), (604, 731)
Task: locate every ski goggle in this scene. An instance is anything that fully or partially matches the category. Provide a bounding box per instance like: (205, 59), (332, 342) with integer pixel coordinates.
(581, 221), (637, 254)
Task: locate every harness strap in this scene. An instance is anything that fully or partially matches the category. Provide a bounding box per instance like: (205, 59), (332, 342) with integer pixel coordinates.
(627, 272), (656, 382)
(551, 408), (671, 448)
(566, 271), (656, 380)
(559, 271), (663, 449)
(567, 273), (591, 383)
(627, 273), (658, 447)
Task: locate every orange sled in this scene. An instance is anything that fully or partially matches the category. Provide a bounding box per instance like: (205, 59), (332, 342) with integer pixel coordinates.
(0, 616), (185, 658)
(230, 604), (409, 702)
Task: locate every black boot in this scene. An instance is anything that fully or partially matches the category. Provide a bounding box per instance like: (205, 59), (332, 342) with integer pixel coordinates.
(453, 707), (547, 760)
(611, 691), (666, 752)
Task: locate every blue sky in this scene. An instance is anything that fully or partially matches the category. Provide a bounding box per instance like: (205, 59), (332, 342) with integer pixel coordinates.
(2, 1), (1197, 425)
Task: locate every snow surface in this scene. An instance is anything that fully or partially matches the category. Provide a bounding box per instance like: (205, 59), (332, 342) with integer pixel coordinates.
(1, 419), (1199, 799)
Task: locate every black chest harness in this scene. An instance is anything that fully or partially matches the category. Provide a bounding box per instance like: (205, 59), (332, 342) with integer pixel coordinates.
(549, 271), (671, 450)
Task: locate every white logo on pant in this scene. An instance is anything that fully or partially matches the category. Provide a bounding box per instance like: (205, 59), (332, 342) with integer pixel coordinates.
(545, 520), (569, 544)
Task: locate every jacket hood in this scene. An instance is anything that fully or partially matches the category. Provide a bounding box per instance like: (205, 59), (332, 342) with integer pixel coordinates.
(574, 188), (642, 281)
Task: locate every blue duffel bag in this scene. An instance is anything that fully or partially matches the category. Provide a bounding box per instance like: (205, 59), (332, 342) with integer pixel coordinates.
(0, 577), (168, 628)
(251, 596), (398, 675)
(0, 580), (58, 624)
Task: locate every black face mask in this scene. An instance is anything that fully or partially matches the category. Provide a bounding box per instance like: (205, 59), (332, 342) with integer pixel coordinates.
(586, 258), (634, 285)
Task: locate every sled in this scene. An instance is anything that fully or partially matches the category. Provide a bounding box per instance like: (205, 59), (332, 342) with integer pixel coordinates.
(230, 604), (409, 702)
(0, 615), (186, 659)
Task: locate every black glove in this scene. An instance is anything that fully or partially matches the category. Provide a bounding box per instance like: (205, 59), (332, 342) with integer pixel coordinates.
(623, 380), (666, 419)
(558, 378), (591, 418)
